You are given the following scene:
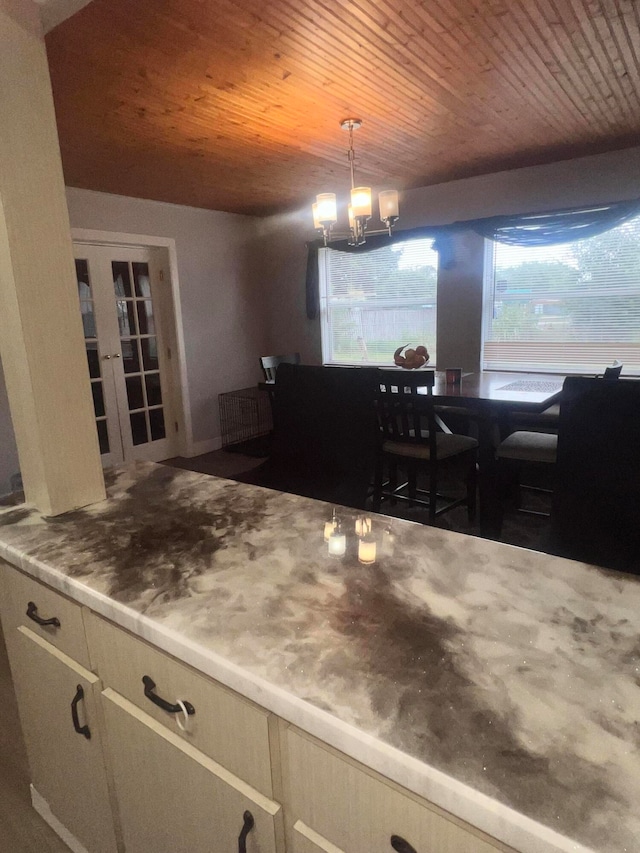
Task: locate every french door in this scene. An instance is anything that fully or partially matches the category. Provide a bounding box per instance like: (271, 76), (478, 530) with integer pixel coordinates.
(73, 244), (175, 466)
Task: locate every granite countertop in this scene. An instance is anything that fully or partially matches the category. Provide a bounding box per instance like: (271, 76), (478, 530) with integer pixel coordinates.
(0, 462), (638, 853)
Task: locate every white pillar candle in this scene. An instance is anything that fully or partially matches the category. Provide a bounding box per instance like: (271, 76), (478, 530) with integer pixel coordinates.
(328, 530), (346, 557)
(358, 536), (377, 565)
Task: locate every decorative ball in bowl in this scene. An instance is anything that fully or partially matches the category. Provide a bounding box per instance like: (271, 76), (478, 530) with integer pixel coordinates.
(393, 344), (430, 369)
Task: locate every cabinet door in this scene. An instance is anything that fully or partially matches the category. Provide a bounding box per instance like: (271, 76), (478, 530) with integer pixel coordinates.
(102, 688), (283, 853)
(8, 626), (119, 853)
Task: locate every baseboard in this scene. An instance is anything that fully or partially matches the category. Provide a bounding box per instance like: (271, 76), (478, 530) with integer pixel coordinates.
(183, 436), (222, 457)
(31, 785), (91, 853)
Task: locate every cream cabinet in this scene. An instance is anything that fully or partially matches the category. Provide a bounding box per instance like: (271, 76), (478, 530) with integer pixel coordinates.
(1, 558), (518, 853)
(0, 560), (119, 853)
(0, 558), (91, 669)
(102, 688), (283, 853)
(283, 728), (514, 853)
(85, 612), (275, 797)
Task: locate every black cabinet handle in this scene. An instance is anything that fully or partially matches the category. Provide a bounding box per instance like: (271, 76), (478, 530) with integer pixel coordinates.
(391, 836), (417, 853)
(70, 685), (91, 739)
(238, 810), (254, 853)
(26, 601), (60, 628)
(142, 675), (195, 716)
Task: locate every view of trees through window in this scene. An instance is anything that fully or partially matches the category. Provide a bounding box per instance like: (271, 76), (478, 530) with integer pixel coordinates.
(320, 239), (438, 365)
(484, 212), (640, 372)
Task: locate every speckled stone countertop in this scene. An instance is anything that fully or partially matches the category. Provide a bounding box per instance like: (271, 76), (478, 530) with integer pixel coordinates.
(0, 462), (638, 853)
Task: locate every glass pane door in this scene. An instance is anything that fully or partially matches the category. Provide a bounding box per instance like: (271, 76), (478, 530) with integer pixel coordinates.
(74, 256), (123, 467)
(111, 259), (166, 448)
(74, 244), (175, 466)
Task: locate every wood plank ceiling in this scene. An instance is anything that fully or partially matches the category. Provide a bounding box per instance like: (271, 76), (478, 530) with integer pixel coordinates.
(45, 0), (640, 217)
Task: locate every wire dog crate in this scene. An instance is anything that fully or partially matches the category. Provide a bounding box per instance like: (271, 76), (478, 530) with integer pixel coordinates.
(218, 386), (273, 454)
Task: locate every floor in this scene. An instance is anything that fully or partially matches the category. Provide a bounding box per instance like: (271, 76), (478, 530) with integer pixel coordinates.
(0, 448), (549, 853)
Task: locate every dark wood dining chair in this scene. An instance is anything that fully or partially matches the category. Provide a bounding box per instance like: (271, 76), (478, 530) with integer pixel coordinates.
(494, 367), (624, 526)
(372, 370), (478, 523)
(507, 363), (623, 435)
(549, 376), (640, 573)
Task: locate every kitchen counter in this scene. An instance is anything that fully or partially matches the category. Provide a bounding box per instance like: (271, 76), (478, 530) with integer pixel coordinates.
(0, 462), (638, 853)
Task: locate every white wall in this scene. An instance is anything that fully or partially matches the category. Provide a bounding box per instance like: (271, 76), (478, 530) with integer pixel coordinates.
(261, 146), (640, 372)
(255, 211), (323, 364)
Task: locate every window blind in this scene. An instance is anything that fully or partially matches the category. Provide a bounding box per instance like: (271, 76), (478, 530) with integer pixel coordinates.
(319, 239), (438, 366)
(482, 213), (640, 374)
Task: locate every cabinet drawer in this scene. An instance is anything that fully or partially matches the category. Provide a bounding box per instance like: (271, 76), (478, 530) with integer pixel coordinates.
(86, 612), (274, 797)
(0, 560), (90, 669)
(285, 728), (512, 853)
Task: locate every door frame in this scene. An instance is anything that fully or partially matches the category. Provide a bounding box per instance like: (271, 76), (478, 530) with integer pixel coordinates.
(72, 229), (191, 458)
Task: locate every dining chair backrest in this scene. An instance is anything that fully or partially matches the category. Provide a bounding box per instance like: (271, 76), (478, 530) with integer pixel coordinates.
(233, 364), (379, 509)
(549, 376), (640, 574)
(375, 370), (436, 447)
(372, 369), (477, 522)
(259, 353), (300, 382)
(601, 363), (623, 379)
(271, 363), (379, 474)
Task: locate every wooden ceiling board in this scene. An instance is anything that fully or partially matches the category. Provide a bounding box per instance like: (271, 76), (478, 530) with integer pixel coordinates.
(45, 0), (640, 216)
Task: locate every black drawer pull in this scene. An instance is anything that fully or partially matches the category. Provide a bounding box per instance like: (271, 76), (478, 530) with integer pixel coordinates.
(391, 836), (417, 853)
(71, 685), (91, 739)
(238, 810), (254, 853)
(142, 675), (195, 716)
(26, 601), (60, 628)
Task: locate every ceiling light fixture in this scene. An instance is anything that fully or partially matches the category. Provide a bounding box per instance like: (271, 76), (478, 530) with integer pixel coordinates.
(312, 119), (399, 247)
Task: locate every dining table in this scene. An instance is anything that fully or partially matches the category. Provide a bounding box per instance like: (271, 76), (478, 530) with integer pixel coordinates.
(425, 370), (565, 536)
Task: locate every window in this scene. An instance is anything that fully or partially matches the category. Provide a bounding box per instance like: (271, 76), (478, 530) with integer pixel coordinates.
(482, 212), (640, 373)
(319, 239), (438, 366)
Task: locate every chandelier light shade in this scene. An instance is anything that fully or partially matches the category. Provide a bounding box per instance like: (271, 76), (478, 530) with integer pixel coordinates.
(313, 119), (400, 246)
(351, 187), (372, 219)
(315, 193), (337, 227)
(379, 189), (400, 227)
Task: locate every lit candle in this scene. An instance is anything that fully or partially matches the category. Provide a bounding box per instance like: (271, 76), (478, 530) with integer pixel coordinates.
(324, 520), (336, 541)
(358, 535), (377, 565)
(324, 509), (338, 541)
(354, 516), (372, 537)
(328, 529), (346, 557)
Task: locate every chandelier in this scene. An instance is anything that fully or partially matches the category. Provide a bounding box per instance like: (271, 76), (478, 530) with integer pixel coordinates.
(312, 119), (399, 247)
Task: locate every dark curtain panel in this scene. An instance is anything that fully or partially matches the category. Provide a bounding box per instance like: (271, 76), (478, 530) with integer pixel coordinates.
(465, 199), (640, 246)
(305, 244), (319, 319)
